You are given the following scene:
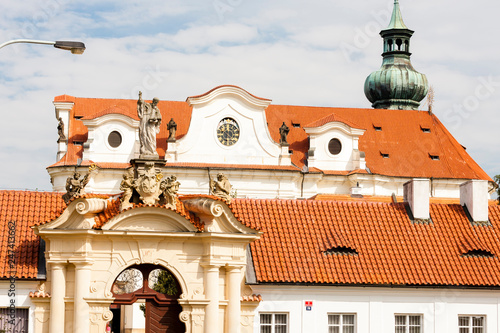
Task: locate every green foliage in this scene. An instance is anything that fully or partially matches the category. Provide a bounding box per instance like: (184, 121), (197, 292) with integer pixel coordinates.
(153, 270), (178, 295)
(139, 303), (146, 317)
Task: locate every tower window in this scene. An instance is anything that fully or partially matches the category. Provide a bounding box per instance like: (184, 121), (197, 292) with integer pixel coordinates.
(108, 131), (122, 148)
(396, 39), (402, 51)
(328, 138), (342, 155)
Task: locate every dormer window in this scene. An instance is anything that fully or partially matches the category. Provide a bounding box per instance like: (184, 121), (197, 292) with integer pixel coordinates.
(373, 122), (382, 131)
(462, 249), (494, 258)
(420, 125), (431, 133)
(324, 246), (358, 256)
(429, 153), (440, 161)
(328, 138), (342, 155)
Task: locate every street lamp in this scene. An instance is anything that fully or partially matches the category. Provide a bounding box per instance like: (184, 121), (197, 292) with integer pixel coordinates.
(0, 39), (86, 54)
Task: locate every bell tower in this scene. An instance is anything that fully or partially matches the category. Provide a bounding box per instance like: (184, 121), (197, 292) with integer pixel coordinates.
(364, 0), (429, 110)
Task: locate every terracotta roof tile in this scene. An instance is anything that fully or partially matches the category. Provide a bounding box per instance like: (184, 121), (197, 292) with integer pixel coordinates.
(0, 191), (66, 279)
(232, 198), (500, 287)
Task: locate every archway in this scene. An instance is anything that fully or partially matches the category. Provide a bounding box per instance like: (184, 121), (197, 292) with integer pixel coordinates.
(109, 264), (185, 333)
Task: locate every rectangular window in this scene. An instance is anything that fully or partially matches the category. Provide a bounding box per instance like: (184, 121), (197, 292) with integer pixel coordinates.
(260, 313), (288, 333)
(0, 308), (29, 332)
(458, 316), (485, 333)
(395, 314), (422, 333)
(328, 314), (356, 333)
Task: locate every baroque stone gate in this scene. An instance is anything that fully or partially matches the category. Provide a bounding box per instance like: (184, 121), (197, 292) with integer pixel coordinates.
(31, 195), (261, 333)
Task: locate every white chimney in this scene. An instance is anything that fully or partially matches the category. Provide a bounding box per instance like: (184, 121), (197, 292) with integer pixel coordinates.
(403, 179), (430, 220)
(460, 180), (489, 222)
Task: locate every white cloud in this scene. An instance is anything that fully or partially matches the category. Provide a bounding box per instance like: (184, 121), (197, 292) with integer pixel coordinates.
(0, 0), (499, 190)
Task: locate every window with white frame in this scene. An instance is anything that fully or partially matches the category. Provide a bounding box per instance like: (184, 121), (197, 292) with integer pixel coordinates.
(328, 314), (356, 333)
(458, 316), (485, 333)
(395, 314), (422, 333)
(260, 313), (288, 333)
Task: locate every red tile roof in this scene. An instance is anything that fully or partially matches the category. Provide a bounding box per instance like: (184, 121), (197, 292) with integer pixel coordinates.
(49, 95), (491, 182)
(0, 191), (66, 279)
(232, 198), (500, 287)
(3, 190), (500, 287)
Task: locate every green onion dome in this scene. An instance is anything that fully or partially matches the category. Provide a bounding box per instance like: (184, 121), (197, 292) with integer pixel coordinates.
(364, 0), (428, 110)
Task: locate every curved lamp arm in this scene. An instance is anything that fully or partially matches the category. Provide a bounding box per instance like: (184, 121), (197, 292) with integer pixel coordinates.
(0, 39), (85, 54)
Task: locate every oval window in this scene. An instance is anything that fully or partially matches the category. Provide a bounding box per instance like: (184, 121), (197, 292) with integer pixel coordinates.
(328, 138), (342, 155)
(108, 131), (122, 148)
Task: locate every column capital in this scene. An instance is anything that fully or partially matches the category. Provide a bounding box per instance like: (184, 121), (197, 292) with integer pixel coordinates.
(48, 261), (67, 270)
(225, 264), (245, 273)
(200, 263), (222, 270)
(71, 260), (94, 269)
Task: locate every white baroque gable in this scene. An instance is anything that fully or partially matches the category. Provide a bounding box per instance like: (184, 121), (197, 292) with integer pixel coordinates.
(82, 112), (139, 163)
(169, 86), (285, 165)
(304, 121), (366, 171)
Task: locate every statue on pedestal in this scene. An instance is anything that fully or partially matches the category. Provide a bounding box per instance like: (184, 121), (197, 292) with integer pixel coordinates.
(210, 173), (232, 203)
(279, 122), (290, 146)
(57, 117), (66, 142)
(120, 168), (135, 211)
(160, 175), (180, 209)
(62, 164), (98, 204)
(167, 118), (177, 142)
(137, 91), (162, 158)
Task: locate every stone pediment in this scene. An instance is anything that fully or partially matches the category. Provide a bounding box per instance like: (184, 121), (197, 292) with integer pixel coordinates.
(101, 207), (199, 232)
(36, 195), (259, 236)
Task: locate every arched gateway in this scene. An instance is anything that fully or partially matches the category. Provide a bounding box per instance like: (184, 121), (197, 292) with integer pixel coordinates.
(31, 195), (261, 333)
(110, 264), (185, 332)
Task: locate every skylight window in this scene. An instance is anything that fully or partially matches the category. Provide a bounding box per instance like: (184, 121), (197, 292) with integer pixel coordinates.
(380, 151), (389, 158)
(462, 249), (494, 258)
(324, 246), (358, 256)
(429, 154), (440, 161)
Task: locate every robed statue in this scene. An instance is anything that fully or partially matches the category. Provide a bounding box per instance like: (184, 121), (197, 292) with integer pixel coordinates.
(210, 173), (232, 203)
(137, 91), (162, 158)
(279, 122), (290, 145)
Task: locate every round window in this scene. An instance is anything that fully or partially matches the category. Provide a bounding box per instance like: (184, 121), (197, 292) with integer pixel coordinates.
(108, 131), (122, 148)
(328, 138), (342, 155)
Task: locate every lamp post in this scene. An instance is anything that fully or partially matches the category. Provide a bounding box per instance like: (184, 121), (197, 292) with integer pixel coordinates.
(0, 39), (85, 54)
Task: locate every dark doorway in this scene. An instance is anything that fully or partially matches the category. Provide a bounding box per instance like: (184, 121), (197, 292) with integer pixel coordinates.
(110, 264), (185, 333)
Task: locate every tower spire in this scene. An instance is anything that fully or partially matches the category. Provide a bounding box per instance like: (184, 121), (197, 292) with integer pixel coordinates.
(386, 0), (408, 30)
(364, 0), (428, 110)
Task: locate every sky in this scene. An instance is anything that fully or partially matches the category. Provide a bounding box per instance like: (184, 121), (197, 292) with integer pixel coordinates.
(0, 0), (498, 192)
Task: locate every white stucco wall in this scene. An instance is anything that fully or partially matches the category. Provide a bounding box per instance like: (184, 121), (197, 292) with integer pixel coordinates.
(0, 280), (39, 333)
(252, 285), (500, 333)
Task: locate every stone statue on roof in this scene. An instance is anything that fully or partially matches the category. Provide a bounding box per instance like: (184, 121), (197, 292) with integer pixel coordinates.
(160, 175), (180, 209)
(137, 91), (162, 158)
(62, 164), (98, 204)
(210, 173), (232, 203)
(167, 118), (177, 142)
(119, 168), (135, 211)
(57, 117), (66, 142)
(279, 122), (290, 146)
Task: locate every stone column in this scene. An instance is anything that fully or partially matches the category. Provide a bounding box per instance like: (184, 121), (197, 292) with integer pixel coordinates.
(203, 265), (220, 333)
(226, 266), (243, 333)
(73, 262), (93, 333)
(49, 262), (66, 333)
